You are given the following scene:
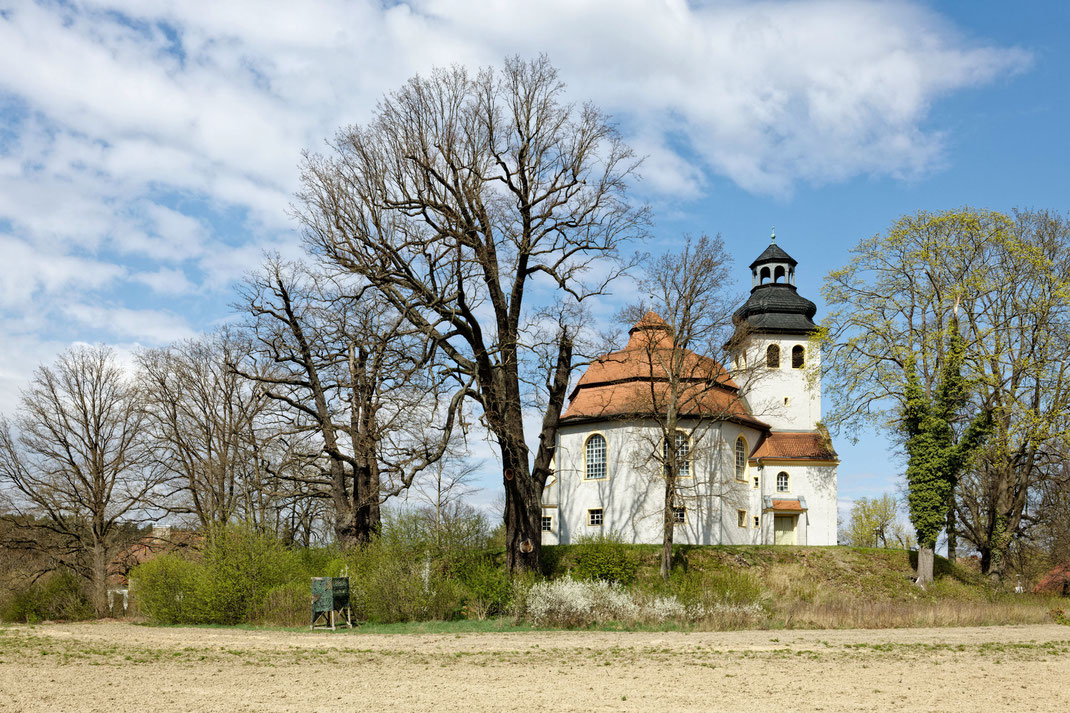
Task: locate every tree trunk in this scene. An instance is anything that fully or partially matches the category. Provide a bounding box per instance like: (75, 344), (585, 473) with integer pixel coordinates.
(660, 480), (674, 580)
(915, 545), (935, 588)
(91, 539), (108, 616)
(503, 447), (541, 574)
(946, 492), (957, 563)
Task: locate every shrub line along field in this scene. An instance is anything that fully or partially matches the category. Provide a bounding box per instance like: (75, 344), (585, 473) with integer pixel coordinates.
(0, 621), (1068, 712)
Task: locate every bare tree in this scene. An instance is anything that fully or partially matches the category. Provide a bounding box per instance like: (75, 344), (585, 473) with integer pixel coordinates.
(138, 328), (271, 529)
(620, 235), (761, 578)
(236, 257), (462, 547)
(0, 346), (159, 614)
(409, 441), (481, 544)
(297, 56), (646, 571)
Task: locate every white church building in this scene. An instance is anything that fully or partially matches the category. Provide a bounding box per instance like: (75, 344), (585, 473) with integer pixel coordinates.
(541, 238), (838, 547)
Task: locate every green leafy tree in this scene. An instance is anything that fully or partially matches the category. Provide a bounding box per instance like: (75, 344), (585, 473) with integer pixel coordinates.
(822, 208), (1070, 582)
(843, 493), (913, 549)
(902, 320), (990, 586)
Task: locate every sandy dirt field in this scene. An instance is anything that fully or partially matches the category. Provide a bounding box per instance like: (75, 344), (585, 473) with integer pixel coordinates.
(1, 621), (1068, 712)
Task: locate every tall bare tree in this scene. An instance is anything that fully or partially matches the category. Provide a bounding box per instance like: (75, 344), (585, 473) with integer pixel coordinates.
(0, 346), (159, 614)
(138, 328), (270, 529)
(297, 56), (646, 571)
(621, 235), (760, 578)
(237, 257), (462, 547)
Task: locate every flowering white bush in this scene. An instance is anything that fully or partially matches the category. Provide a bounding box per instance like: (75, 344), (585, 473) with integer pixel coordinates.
(526, 578), (640, 627)
(645, 595), (688, 621)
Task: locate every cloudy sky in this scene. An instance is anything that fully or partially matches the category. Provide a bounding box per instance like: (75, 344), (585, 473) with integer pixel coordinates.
(1, 0), (1066, 514)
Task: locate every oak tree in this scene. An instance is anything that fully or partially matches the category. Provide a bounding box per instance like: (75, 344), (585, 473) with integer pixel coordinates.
(297, 57), (646, 570)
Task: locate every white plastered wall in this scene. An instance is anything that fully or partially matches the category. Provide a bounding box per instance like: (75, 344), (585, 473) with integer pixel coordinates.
(548, 419), (774, 546)
(735, 335), (821, 431)
(543, 421), (839, 547)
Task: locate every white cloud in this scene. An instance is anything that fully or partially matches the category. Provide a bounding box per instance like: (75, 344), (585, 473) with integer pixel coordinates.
(0, 0), (1032, 417)
(129, 267), (196, 296)
(62, 303), (196, 344)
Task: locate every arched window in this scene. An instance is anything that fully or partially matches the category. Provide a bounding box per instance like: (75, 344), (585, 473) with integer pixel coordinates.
(663, 431), (691, 478)
(776, 471), (789, 492)
(585, 434), (606, 479)
(792, 345), (805, 369)
(774, 265), (785, 283)
(735, 436), (747, 481)
(766, 344), (780, 368)
(759, 266), (771, 284)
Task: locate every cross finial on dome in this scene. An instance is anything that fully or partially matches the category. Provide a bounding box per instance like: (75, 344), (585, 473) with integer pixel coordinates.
(771, 226), (776, 242)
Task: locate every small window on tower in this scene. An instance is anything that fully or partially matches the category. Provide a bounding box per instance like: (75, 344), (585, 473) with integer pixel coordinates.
(541, 516), (553, 532)
(672, 507), (685, 525)
(753, 515), (760, 528)
(753, 475), (759, 489)
(784, 397), (790, 406)
(737, 510), (747, 528)
(766, 344), (780, 368)
(792, 345), (805, 369)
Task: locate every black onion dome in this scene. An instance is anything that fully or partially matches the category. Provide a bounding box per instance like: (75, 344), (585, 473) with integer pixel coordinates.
(749, 243), (798, 269)
(734, 285), (817, 334)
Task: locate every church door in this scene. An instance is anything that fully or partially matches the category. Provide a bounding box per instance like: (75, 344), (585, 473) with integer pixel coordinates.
(773, 515), (796, 545)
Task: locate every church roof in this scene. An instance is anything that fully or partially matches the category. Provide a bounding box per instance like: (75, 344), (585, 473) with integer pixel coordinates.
(748, 242), (798, 269)
(749, 431), (838, 461)
(734, 285), (818, 334)
(561, 312), (767, 429)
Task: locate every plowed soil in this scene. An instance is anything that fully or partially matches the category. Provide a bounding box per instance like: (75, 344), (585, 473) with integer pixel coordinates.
(1, 621), (1068, 712)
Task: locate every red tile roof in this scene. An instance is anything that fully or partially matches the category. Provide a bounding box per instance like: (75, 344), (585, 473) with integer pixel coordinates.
(769, 498), (807, 512)
(750, 431), (837, 461)
(561, 312), (766, 428)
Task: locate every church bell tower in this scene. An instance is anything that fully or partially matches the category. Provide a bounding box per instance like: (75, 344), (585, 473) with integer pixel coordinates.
(732, 231), (821, 431)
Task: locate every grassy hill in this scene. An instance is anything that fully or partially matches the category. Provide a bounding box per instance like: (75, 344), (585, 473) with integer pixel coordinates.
(540, 544), (1056, 629)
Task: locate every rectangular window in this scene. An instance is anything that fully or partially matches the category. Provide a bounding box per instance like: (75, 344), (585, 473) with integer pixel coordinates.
(753, 475), (759, 489)
(541, 516), (552, 532)
(737, 510), (747, 528)
(663, 431), (691, 478)
(753, 516), (760, 528)
(587, 508), (604, 527)
(672, 507), (685, 524)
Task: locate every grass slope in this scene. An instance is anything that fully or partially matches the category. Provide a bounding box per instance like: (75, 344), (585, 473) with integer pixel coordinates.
(542, 544), (1056, 628)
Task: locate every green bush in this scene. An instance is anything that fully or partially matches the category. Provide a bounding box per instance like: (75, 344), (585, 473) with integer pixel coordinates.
(344, 539), (463, 623)
(198, 523), (304, 624)
(254, 580), (313, 627)
(458, 557), (511, 619)
(571, 534), (640, 585)
(132, 523), (305, 625)
(663, 567), (766, 610)
(130, 554), (209, 624)
(0, 569), (93, 623)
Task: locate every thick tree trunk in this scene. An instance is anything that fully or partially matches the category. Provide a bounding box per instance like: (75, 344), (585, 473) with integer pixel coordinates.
(915, 545), (935, 588)
(503, 446), (541, 573)
(979, 545), (992, 575)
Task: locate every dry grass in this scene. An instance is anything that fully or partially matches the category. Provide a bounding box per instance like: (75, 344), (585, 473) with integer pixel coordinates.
(775, 597), (1053, 629)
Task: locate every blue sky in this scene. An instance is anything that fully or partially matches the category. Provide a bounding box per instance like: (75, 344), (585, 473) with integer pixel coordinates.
(1, 0), (1066, 519)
